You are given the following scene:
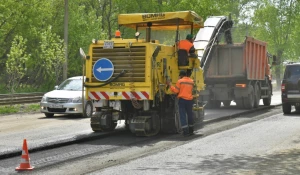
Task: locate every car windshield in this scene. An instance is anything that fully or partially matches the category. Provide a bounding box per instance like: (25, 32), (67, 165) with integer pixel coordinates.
(57, 79), (83, 91)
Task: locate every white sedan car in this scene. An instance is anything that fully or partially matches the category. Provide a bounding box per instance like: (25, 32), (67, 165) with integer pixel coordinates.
(40, 76), (93, 118)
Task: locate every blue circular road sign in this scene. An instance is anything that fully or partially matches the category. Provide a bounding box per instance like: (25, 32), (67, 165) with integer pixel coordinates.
(93, 58), (114, 81)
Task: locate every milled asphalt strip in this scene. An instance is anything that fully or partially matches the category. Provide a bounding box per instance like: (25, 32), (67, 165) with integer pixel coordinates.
(0, 104), (281, 160)
(0, 130), (124, 160)
(204, 104), (281, 125)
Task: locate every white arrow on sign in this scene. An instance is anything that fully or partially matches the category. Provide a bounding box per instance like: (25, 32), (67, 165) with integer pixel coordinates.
(96, 67), (113, 73)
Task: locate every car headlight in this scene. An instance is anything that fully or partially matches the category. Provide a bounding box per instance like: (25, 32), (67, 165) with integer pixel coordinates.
(70, 96), (82, 103)
(41, 96), (47, 102)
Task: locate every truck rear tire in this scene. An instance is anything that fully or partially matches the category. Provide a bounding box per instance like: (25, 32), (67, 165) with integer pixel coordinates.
(222, 100), (231, 107)
(212, 100), (221, 108)
(243, 85), (254, 109)
(263, 83), (272, 106)
(235, 99), (244, 108)
(254, 83), (261, 108)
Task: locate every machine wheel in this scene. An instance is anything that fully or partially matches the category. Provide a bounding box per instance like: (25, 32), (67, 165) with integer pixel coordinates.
(90, 111), (103, 132)
(243, 85), (254, 109)
(263, 83), (272, 106)
(90, 111), (117, 132)
(91, 128), (101, 132)
(83, 100), (93, 118)
(102, 122), (117, 132)
(282, 103), (291, 114)
(254, 82), (261, 108)
(133, 111), (161, 136)
(160, 95), (178, 134)
(45, 113), (54, 118)
(222, 100), (231, 107)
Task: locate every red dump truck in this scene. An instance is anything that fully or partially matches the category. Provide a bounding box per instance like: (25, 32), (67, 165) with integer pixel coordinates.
(199, 36), (273, 109)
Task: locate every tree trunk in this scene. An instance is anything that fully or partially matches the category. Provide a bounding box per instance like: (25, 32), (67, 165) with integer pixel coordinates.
(63, 0), (68, 81)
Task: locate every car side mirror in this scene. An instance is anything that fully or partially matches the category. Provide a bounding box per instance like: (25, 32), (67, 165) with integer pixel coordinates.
(54, 85), (58, 90)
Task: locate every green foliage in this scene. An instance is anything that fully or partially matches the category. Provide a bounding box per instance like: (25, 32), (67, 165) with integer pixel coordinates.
(39, 26), (65, 85)
(0, 105), (19, 114)
(1, 0), (300, 93)
(67, 0), (107, 76)
(249, 0), (299, 89)
(6, 35), (30, 94)
(0, 104), (40, 115)
(24, 104), (40, 113)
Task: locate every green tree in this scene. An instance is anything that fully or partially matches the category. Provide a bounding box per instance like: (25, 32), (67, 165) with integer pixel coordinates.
(1, 0), (270, 94)
(39, 26), (65, 85)
(6, 35), (30, 94)
(67, 0), (106, 76)
(251, 0), (299, 89)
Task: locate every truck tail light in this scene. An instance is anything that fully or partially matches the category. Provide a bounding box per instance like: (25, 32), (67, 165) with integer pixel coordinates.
(236, 84), (246, 88)
(281, 84), (285, 91)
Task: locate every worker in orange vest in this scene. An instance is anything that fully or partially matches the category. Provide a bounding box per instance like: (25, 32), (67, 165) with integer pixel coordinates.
(177, 34), (196, 66)
(115, 29), (121, 38)
(168, 70), (195, 136)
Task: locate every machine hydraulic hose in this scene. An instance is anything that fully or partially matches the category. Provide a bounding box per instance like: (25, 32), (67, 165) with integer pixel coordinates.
(84, 70), (126, 88)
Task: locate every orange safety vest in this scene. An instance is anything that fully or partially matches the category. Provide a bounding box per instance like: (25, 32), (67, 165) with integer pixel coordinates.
(177, 39), (194, 53)
(170, 77), (194, 100)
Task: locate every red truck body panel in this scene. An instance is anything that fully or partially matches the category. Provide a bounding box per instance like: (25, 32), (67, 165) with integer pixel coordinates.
(206, 37), (267, 81)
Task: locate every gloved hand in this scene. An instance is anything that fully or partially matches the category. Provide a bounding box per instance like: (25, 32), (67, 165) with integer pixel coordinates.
(166, 79), (171, 86)
(166, 79), (171, 90)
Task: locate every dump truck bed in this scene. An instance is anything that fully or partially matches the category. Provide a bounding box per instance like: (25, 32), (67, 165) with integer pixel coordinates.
(205, 37), (267, 83)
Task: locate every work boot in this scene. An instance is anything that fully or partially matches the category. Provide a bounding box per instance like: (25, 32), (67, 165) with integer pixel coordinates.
(189, 127), (194, 135)
(182, 128), (189, 136)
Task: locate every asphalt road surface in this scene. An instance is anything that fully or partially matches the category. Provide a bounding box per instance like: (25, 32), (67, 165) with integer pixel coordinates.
(0, 90), (286, 175)
(0, 91), (282, 158)
(93, 109), (300, 175)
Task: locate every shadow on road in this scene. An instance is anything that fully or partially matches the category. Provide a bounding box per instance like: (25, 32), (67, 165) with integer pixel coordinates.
(38, 114), (87, 120)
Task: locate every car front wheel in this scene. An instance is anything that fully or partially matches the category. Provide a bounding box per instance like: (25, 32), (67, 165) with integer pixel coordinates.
(45, 113), (54, 118)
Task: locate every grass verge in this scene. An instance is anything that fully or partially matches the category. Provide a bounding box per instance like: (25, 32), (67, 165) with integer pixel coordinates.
(0, 103), (40, 115)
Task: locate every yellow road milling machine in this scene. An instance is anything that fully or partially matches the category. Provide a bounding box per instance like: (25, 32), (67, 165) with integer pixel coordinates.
(80, 11), (205, 136)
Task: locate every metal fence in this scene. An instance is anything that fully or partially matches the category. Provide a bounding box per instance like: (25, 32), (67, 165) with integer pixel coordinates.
(0, 93), (44, 106)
